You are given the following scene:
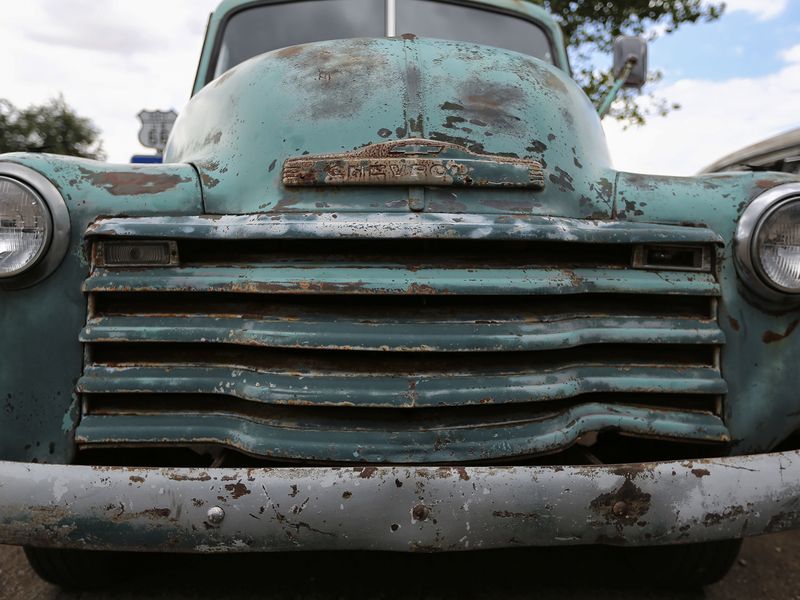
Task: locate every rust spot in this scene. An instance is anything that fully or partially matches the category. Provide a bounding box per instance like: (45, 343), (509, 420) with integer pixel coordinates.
(703, 505), (745, 526)
(691, 468), (711, 478)
(549, 167), (575, 193)
(763, 319), (799, 344)
(275, 44), (306, 59)
(729, 316), (741, 331)
(358, 466), (378, 479)
(406, 283), (443, 295)
(493, 510), (538, 520)
(129, 475), (145, 484)
(591, 479), (651, 528)
(200, 171), (221, 189)
(167, 472), (211, 482)
(412, 504), (430, 521)
(756, 179), (781, 190)
(289, 484), (299, 497)
(456, 467), (470, 481)
(142, 508), (171, 519)
(765, 511), (800, 533)
(224, 482), (251, 499)
(78, 169), (190, 196)
(342, 491), (352, 499)
(401, 33), (418, 40)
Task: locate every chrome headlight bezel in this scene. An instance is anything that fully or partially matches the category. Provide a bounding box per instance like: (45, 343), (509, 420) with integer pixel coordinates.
(735, 182), (800, 301)
(0, 163), (70, 290)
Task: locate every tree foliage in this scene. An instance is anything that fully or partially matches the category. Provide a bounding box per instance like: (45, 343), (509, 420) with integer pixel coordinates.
(0, 95), (105, 159)
(533, 0), (725, 125)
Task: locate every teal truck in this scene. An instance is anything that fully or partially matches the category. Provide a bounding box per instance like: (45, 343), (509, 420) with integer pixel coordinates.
(2, 0), (800, 589)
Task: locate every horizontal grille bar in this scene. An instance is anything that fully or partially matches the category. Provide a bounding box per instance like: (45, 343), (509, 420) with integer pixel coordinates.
(84, 266), (720, 296)
(81, 315), (724, 353)
(78, 361), (726, 409)
(85, 213), (725, 245)
(75, 403), (730, 464)
(81, 215), (727, 463)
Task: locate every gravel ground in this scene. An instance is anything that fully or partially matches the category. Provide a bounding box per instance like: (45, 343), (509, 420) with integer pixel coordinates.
(1, 532), (798, 599)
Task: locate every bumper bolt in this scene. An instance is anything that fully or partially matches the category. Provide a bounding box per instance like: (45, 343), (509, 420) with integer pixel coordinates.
(612, 501), (628, 517)
(412, 504), (430, 522)
(207, 506), (225, 525)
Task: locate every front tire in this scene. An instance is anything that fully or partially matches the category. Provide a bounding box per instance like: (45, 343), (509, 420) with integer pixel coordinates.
(23, 547), (135, 590)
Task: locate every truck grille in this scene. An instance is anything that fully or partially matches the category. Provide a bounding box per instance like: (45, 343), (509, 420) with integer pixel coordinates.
(76, 214), (729, 464)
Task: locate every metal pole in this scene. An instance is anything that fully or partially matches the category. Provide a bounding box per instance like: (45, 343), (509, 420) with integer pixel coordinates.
(385, 0), (396, 37)
(597, 59), (636, 119)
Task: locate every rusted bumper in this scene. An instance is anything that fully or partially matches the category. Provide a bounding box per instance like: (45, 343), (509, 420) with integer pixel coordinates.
(1, 452), (799, 552)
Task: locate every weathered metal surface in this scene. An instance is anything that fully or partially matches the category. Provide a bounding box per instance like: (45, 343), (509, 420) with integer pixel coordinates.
(168, 36), (614, 216)
(0, 0), (798, 497)
(77, 364), (727, 409)
(0, 155), (201, 464)
(2, 451), (800, 552)
(75, 402), (730, 463)
(85, 212), (724, 245)
(80, 315), (724, 353)
(614, 170), (800, 452)
(83, 266), (720, 296)
(281, 138), (545, 189)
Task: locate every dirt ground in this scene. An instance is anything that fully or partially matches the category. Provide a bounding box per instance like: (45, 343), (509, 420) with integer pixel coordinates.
(1, 532), (798, 599)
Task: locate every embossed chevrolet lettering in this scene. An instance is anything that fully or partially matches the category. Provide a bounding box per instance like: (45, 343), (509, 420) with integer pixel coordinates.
(2, 0), (800, 590)
(282, 138), (546, 188)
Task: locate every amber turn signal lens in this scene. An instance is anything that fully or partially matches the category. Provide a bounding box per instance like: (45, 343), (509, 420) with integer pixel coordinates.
(95, 241), (178, 267)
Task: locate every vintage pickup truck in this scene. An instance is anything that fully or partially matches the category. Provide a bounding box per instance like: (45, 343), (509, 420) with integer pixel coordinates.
(2, 0), (800, 590)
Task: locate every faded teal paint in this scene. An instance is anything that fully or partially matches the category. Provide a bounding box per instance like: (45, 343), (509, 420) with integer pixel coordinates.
(0, 154), (202, 463)
(190, 0), (572, 97)
(77, 364), (727, 409)
(1, 0), (800, 472)
(80, 315), (725, 352)
(83, 265), (721, 296)
(75, 403), (730, 463)
(86, 213), (724, 244)
(613, 170), (800, 452)
(167, 37), (612, 217)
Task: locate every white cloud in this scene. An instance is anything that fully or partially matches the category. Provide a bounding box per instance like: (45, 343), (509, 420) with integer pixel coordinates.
(1, 1), (218, 162)
(603, 43), (800, 175)
(781, 44), (800, 63)
(724, 0), (788, 21)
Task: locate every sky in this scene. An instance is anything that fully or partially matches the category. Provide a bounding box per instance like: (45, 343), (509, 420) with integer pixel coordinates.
(1, 0), (799, 175)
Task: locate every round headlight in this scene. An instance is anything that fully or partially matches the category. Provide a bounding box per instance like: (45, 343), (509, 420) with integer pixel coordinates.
(0, 176), (51, 278)
(0, 163), (70, 290)
(736, 183), (800, 299)
(755, 199), (800, 292)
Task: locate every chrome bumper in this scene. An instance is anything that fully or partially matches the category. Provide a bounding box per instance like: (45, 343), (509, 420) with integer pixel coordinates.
(1, 452), (799, 552)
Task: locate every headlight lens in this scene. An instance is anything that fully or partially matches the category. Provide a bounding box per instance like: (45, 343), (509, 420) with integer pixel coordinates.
(755, 200), (800, 292)
(0, 176), (51, 278)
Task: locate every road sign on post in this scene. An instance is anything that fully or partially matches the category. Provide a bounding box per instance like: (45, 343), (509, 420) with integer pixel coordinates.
(137, 110), (178, 154)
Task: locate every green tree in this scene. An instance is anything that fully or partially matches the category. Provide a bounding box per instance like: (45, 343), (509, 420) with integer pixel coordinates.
(0, 95), (105, 159)
(534, 0), (725, 125)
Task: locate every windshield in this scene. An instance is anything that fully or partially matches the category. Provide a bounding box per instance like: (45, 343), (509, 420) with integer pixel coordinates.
(211, 0), (555, 79)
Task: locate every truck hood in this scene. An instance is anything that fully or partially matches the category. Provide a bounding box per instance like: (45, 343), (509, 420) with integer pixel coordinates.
(165, 36), (614, 216)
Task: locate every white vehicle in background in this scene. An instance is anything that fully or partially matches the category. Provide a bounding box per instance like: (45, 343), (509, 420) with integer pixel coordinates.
(702, 128), (800, 174)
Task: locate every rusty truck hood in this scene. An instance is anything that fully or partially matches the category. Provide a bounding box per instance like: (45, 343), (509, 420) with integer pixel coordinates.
(164, 37), (614, 216)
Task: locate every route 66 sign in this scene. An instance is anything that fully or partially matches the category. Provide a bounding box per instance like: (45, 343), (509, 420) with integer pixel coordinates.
(137, 110), (178, 152)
